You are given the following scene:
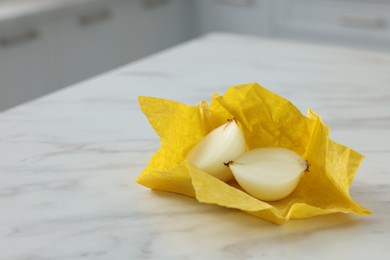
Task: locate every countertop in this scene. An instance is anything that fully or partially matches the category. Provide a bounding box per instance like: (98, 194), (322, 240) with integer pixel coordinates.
(1, 33), (389, 259)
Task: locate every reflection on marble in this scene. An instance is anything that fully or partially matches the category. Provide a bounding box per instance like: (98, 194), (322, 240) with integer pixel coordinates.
(1, 33), (390, 259)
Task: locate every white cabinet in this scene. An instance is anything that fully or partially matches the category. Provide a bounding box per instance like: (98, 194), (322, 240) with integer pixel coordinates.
(58, 2), (125, 86)
(194, 0), (270, 36)
(0, 19), (60, 111)
(0, 0), (191, 111)
(59, 0), (191, 86)
(2, 0), (390, 111)
(193, 0), (390, 51)
(116, 0), (193, 58)
(272, 0), (390, 50)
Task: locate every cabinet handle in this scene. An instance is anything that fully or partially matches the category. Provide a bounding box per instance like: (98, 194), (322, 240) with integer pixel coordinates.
(142, 0), (170, 9)
(340, 15), (386, 29)
(0, 30), (40, 48)
(215, 0), (254, 6)
(79, 9), (112, 26)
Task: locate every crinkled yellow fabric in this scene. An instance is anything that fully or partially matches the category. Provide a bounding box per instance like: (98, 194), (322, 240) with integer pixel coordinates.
(136, 83), (371, 224)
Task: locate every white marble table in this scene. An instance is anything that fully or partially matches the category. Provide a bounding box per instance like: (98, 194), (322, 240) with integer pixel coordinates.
(1, 33), (389, 259)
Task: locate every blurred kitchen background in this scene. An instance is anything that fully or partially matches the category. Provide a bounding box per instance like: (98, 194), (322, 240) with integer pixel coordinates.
(1, 0), (390, 111)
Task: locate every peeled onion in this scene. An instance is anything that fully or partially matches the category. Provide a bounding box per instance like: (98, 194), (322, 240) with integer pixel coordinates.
(186, 119), (246, 182)
(228, 147), (308, 201)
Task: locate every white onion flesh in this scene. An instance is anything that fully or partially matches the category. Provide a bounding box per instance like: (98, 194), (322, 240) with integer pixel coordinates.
(186, 119), (246, 182)
(229, 147), (307, 201)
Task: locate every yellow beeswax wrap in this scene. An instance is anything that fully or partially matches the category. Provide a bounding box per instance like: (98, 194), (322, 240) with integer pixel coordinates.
(136, 83), (371, 224)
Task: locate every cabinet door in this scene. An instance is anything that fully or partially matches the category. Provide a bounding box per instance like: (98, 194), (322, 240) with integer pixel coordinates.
(273, 0), (390, 51)
(58, 2), (124, 86)
(0, 20), (59, 111)
(194, 0), (270, 36)
(113, 0), (194, 64)
(59, 0), (193, 86)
